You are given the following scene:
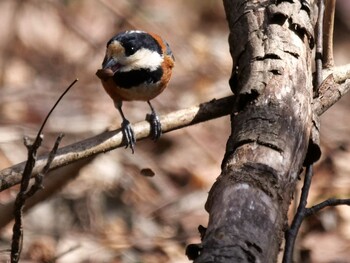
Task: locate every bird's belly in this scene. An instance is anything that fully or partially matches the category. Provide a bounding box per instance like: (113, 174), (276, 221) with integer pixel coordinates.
(118, 83), (165, 101)
(102, 78), (166, 101)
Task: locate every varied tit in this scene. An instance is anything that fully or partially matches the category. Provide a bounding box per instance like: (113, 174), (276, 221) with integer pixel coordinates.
(96, 30), (175, 153)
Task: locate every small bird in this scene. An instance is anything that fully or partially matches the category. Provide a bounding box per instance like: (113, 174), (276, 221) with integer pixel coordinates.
(96, 30), (175, 153)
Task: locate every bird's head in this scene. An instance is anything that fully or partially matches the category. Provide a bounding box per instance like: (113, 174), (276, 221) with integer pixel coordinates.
(102, 30), (173, 74)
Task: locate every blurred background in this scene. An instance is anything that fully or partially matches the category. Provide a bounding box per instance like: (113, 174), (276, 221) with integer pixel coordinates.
(0, 0), (349, 262)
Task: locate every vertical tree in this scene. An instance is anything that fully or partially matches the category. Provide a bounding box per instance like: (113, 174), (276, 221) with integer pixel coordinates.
(194, 0), (320, 262)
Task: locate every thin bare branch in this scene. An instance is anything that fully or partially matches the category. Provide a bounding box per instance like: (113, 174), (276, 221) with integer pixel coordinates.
(10, 80), (76, 263)
(315, 0), (325, 94)
(283, 165), (313, 263)
(323, 0), (336, 68)
(305, 198), (350, 216)
(37, 80), (78, 138)
(283, 168), (350, 263)
(22, 134), (64, 199)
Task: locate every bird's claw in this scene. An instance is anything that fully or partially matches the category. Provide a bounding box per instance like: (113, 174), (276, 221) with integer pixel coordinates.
(146, 112), (162, 141)
(121, 120), (136, 153)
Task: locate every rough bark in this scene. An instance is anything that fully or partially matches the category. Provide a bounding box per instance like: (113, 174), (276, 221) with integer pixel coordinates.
(195, 1), (316, 262)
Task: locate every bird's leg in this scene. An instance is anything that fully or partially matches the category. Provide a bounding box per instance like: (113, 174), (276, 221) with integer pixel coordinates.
(146, 101), (162, 141)
(115, 101), (136, 153)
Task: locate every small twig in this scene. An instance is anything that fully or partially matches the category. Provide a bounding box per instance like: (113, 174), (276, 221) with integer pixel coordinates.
(283, 165), (313, 263)
(283, 165), (350, 263)
(323, 0), (336, 68)
(11, 135), (43, 263)
(23, 134), (64, 199)
(305, 198), (350, 216)
(10, 80), (77, 263)
(37, 79), (78, 138)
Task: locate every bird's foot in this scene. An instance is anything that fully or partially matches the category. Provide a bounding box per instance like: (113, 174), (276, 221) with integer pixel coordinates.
(146, 112), (162, 141)
(121, 119), (136, 153)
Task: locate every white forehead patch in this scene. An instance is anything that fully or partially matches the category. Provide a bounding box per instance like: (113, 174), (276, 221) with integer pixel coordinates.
(125, 30), (145, 34)
(119, 47), (163, 72)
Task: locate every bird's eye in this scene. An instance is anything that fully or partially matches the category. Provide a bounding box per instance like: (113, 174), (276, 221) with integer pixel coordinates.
(124, 43), (137, 56)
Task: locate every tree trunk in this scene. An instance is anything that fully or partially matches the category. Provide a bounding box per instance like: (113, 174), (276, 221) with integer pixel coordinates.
(195, 1), (316, 262)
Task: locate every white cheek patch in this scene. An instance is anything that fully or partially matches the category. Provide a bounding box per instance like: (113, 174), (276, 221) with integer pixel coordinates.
(119, 48), (163, 72)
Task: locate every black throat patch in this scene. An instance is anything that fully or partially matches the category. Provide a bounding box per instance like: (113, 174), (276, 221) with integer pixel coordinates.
(113, 67), (163, 88)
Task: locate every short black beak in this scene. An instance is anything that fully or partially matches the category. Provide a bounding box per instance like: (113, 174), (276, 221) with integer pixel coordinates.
(102, 57), (120, 73)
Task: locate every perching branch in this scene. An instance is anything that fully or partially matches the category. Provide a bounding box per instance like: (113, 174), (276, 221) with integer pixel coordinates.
(1, 66), (350, 191)
(0, 95), (234, 191)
